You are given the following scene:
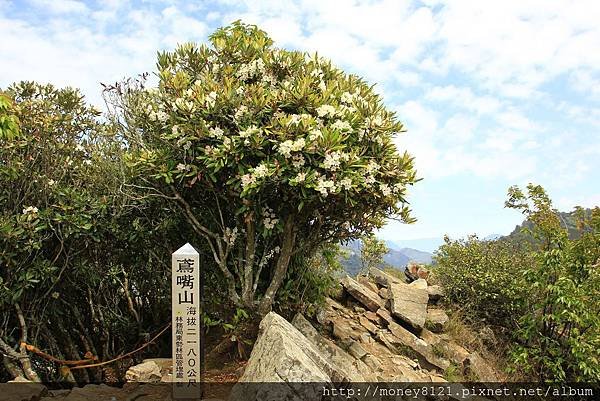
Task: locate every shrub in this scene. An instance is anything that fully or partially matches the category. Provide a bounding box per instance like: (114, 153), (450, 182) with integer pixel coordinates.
(106, 21), (418, 315)
(434, 235), (532, 328)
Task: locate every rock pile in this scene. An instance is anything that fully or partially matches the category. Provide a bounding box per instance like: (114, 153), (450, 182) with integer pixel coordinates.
(238, 268), (500, 390)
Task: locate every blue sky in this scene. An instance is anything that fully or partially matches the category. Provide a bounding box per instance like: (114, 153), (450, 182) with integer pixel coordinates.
(1, 0), (599, 241)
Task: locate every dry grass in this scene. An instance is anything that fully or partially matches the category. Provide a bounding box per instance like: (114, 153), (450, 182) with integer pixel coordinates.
(444, 308), (516, 381)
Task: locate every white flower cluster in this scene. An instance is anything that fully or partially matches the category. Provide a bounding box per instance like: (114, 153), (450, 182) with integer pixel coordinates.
(308, 129), (322, 142)
(331, 119), (352, 133)
(223, 227), (238, 245)
(293, 172), (306, 183)
(241, 163), (270, 190)
(237, 58), (266, 80)
(262, 207), (279, 230)
(340, 91), (355, 104)
(316, 104), (337, 118)
(340, 177), (352, 190)
(234, 105), (248, 121)
(205, 91), (217, 108)
(239, 125), (260, 139)
(315, 177), (335, 197)
(48, 179), (56, 186)
(208, 126), (224, 139)
(323, 151), (349, 171)
(366, 160), (380, 174)
(148, 102), (169, 123)
(292, 154), (305, 168)
(278, 138), (305, 158)
(22, 206), (39, 215)
(380, 183), (391, 196)
(176, 163), (190, 172)
(174, 97), (195, 113)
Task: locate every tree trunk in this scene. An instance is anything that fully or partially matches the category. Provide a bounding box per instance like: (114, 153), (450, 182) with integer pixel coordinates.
(258, 216), (296, 316)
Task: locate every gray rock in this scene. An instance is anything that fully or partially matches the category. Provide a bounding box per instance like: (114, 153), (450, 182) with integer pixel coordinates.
(370, 268), (404, 287)
(409, 278), (428, 290)
(125, 360), (162, 382)
(388, 282), (429, 330)
(427, 285), (444, 304)
(0, 382), (47, 401)
(340, 276), (383, 312)
(426, 309), (449, 333)
(386, 322), (450, 371)
(291, 313), (373, 381)
(464, 352), (500, 382)
(348, 342), (368, 360)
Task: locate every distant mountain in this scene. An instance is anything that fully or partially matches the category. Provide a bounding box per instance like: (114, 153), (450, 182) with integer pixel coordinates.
(386, 238), (445, 254)
(505, 208), (595, 242)
(339, 239), (432, 276)
(483, 234), (502, 241)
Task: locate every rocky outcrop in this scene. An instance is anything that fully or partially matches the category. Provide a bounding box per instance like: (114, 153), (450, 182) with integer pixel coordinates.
(388, 281), (429, 330)
(369, 268), (404, 287)
(0, 382), (47, 401)
(426, 309), (449, 333)
(340, 276), (383, 311)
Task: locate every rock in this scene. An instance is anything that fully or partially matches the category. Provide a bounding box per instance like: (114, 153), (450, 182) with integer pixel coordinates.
(464, 352), (499, 382)
(125, 360), (162, 383)
(417, 266), (430, 280)
(363, 355), (383, 372)
(370, 268), (404, 287)
(0, 382), (47, 401)
(387, 281), (429, 330)
(340, 276), (383, 312)
(353, 306), (366, 314)
(238, 312), (344, 382)
(364, 311), (381, 324)
(357, 275), (379, 293)
(291, 313), (373, 381)
(427, 285), (444, 304)
(378, 288), (389, 299)
(386, 322), (450, 371)
(405, 263), (430, 282)
(376, 308), (395, 326)
(426, 309), (449, 333)
(359, 333), (371, 344)
(358, 316), (378, 334)
(348, 342), (368, 360)
(332, 319), (354, 342)
(409, 278), (428, 290)
(62, 385), (123, 401)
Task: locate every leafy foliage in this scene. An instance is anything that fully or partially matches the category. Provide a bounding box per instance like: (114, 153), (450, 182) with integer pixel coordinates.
(106, 21), (418, 315)
(360, 234), (388, 276)
(435, 184), (600, 381)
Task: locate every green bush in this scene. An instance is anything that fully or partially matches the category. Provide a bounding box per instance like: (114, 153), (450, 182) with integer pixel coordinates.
(435, 235), (532, 328)
(435, 184), (600, 381)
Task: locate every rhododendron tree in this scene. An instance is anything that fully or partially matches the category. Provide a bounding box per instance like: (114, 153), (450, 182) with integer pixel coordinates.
(109, 22), (418, 315)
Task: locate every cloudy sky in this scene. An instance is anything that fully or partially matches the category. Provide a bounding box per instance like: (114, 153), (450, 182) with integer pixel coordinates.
(1, 0), (599, 242)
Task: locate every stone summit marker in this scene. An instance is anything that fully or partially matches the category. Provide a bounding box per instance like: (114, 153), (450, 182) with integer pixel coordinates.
(172, 243), (201, 400)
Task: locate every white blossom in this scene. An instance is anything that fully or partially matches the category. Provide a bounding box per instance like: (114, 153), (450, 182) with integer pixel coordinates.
(331, 119), (352, 132)
(294, 172), (306, 183)
(316, 104), (336, 118)
(22, 206), (39, 215)
(380, 183), (391, 196)
(234, 105), (248, 121)
(239, 125), (260, 138)
(241, 174), (256, 189)
(176, 163), (187, 172)
(341, 91), (355, 104)
(208, 126), (224, 139)
(253, 163), (269, 179)
(323, 152), (342, 171)
(291, 138), (305, 151)
(308, 129), (322, 141)
(340, 177), (352, 190)
(48, 179), (55, 186)
(205, 91), (217, 108)
(315, 178), (335, 196)
(292, 154), (305, 168)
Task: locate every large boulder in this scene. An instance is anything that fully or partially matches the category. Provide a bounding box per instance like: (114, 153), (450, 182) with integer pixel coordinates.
(231, 312), (347, 400)
(464, 352), (500, 382)
(387, 281), (429, 330)
(340, 276), (383, 312)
